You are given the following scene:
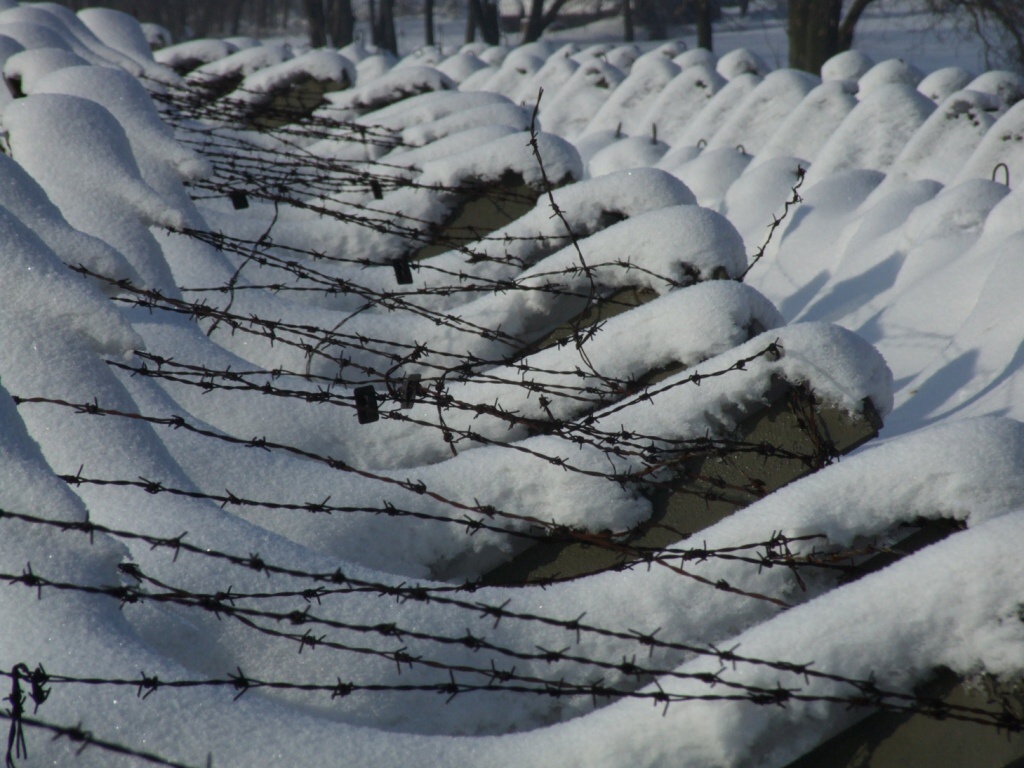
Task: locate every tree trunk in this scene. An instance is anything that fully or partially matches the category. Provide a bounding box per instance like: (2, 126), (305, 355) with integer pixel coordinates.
(255, 0), (270, 36)
(372, 0), (398, 54)
(425, 0), (436, 45)
(384, 0), (398, 53)
(468, 0), (500, 43)
(623, 0), (634, 41)
(327, 0), (356, 45)
(696, 0), (713, 50)
(304, 0), (327, 47)
(197, 0), (218, 37)
(465, 0), (477, 42)
(522, 0), (546, 42)
(838, 0), (873, 51)
(469, 0), (500, 44)
(522, 0), (570, 42)
(787, 0), (841, 73)
(231, 0), (246, 36)
(635, 0), (663, 39)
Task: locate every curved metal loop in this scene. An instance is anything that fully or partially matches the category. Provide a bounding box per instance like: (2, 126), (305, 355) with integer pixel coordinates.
(993, 162), (1011, 188)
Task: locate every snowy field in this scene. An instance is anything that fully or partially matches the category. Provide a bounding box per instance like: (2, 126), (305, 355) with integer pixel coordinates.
(2, 2), (1024, 767)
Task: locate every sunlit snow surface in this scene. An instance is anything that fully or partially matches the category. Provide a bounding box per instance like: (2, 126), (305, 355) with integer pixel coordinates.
(1, 4), (1024, 768)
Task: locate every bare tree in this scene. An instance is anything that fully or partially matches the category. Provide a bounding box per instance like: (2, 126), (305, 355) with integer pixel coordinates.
(304, 0), (328, 47)
(788, 0), (873, 73)
(696, 0), (714, 49)
(925, 0), (1024, 72)
(303, 0), (354, 47)
(786, 0), (1024, 75)
(466, 0), (501, 44)
(370, 0), (398, 54)
(425, 0), (436, 46)
(522, 0), (572, 42)
(619, 0), (716, 47)
(325, 0), (356, 46)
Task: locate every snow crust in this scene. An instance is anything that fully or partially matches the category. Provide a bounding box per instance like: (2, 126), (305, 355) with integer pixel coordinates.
(2, 46), (89, 93)
(228, 49), (355, 105)
(187, 42), (293, 85)
(155, 38), (235, 69)
(322, 63), (453, 114)
(3, 12), (1024, 768)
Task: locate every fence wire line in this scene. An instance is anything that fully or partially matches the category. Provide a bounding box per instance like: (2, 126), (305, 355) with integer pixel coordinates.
(5, 72), (994, 768)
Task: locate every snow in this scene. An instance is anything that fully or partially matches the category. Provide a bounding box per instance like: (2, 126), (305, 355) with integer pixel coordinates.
(586, 135), (668, 177)
(76, 7), (154, 64)
(716, 46), (769, 79)
(965, 69), (1024, 107)
(662, 145), (753, 208)
(2, 46), (89, 94)
(2, 93), (185, 291)
(802, 83), (936, 187)
(0, 151), (139, 290)
(355, 50), (396, 82)
(673, 71), (762, 148)
(582, 55), (679, 136)
(605, 42), (641, 71)
(435, 50), (487, 83)
(0, 20), (78, 56)
(140, 21), (171, 51)
(636, 63), (727, 146)
(321, 63), (453, 114)
(187, 42), (293, 85)
(538, 58), (625, 138)
(888, 89), (998, 184)
(400, 100), (530, 146)
(474, 49), (545, 96)
(32, 65), (211, 184)
(395, 44), (445, 69)
(704, 68), (819, 155)
(380, 167), (696, 302)
(509, 52), (578, 107)
(820, 49), (874, 81)
(674, 47), (716, 70)
(952, 98), (1024, 185)
(154, 37), (237, 70)
(917, 65), (974, 101)
(857, 57), (924, 96)
(418, 130), (581, 188)
(474, 43), (508, 65)
(227, 49), (355, 105)
(4, 4), (1024, 767)
(751, 79), (858, 167)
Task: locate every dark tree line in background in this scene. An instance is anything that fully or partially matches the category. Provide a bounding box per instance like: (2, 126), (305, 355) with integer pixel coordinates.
(788, 0), (1024, 74)
(787, 0), (872, 72)
(42, 0), (1024, 73)
(52, 0), (302, 41)
(926, 0), (1024, 72)
(44, 0), (719, 49)
(303, 0), (354, 47)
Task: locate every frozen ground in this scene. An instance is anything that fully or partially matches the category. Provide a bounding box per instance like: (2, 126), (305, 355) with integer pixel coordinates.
(0, 2), (1023, 768)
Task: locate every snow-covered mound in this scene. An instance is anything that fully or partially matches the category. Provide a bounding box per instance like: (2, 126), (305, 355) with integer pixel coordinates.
(1, 7), (1024, 768)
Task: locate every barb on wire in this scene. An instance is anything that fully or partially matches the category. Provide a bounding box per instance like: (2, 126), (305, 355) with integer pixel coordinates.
(739, 165), (805, 281)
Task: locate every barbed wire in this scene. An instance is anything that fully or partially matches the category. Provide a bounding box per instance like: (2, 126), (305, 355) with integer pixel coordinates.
(739, 165), (806, 281)
(2, 64), (979, 768)
(11, 343), (818, 522)
(4, 543), (1020, 731)
(0, 500), (966, 695)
